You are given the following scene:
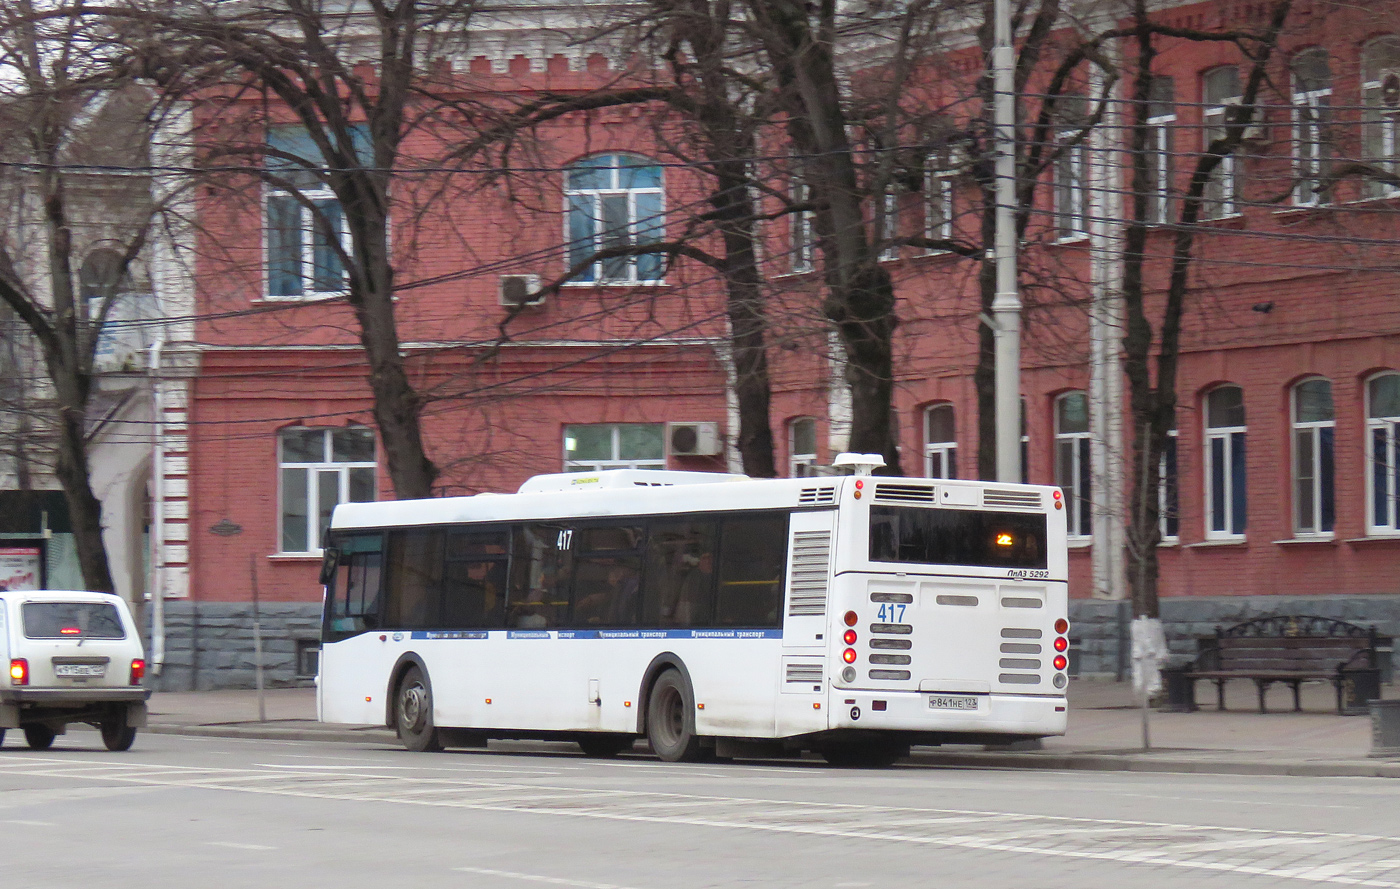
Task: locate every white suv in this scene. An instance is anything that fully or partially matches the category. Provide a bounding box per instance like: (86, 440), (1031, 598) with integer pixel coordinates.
(0, 590), (151, 751)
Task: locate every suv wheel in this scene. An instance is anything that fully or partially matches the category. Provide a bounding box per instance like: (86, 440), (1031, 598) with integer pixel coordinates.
(23, 725), (56, 750)
(101, 711), (137, 752)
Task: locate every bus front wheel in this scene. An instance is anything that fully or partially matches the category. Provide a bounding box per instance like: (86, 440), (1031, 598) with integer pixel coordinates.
(395, 665), (443, 753)
(647, 670), (704, 763)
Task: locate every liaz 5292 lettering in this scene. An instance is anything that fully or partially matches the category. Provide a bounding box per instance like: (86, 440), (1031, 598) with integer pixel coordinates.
(317, 456), (1070, 766)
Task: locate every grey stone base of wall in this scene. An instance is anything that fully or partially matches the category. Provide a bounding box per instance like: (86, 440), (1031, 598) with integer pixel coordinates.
(148, 601), (323, 692)
(1070, 594), (1400, 682)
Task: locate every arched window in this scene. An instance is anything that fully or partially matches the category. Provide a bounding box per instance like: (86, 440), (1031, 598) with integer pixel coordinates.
(1205, 386), (1247, 539)
(1291, 49), (1332, 206)
(565, 154), (664, 284)
(1203, 67), (1242, 219)
(1361, 37), (1400, 199)
(1368, 372), (1400, 533)
(789, 417), (818, 477)
(1054, 392), (1091, 538)
(1292, 378), (1335, 535)
(923, 404), (956, 479)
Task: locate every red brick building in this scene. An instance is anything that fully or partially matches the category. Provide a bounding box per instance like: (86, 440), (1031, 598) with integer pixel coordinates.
(155, 0), (1400, 688)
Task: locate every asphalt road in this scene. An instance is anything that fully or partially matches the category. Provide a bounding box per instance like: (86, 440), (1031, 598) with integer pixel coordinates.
(2, 728), (1398, 889)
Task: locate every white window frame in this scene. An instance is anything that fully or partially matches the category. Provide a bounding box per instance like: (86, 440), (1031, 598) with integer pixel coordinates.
(265, 184), (349, 300)
(1292, 51), (1332, 207)
(563, 423), (666, 471)
(789, 416), (818, 477)
(1159, 428), (1180, 543)
(564, 154), (665, 285)
(278, 427), (377, 555)
(1204, 386), (1247, 540)
(1054, 392), (1091, 539)
(790, 171), (815, 273)
(1147, 108), (1175, 225)
(879, 188), (900, 261)
(1362, 38), (1400, 200)
(1292, 377), (1335, 536)
(1367, 372), (1400, 535)
(1054, 133), (1089, 240)
(924, 162), (953, 251)
(1203, 68), (1242, 220)
(923, 404), (956, 479)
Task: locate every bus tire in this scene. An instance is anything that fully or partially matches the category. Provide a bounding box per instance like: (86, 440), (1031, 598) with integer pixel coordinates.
(646, 670), (704, 763)
(395, 665), (443, 753)
(576, 733), (635, 758)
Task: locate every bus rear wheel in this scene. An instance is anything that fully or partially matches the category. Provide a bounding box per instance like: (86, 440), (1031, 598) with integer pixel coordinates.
(647, 670), (704, 763)
(395, 665), (443, 753)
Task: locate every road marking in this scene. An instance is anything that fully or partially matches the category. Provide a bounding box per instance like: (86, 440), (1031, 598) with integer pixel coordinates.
(2, 819), (56, 827)
(207, 841), (276, 851)
(455, 866), (642, 888)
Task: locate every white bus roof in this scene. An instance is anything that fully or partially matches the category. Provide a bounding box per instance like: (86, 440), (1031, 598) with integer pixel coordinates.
(517, 469), (749, 493)
(330, 472), (1061, 533)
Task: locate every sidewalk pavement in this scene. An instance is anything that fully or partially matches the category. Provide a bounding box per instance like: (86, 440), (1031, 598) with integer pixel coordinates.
(142, 678), (1400, 778)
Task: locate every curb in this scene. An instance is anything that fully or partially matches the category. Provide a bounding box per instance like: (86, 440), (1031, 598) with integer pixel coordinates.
(144, 722), (1400, 778)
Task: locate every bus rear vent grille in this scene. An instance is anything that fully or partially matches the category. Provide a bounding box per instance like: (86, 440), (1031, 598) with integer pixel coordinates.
(982, 489), (1042, 509)
(798, 486), (837, 504)
(788, 530), (832, 616)
(785, 661), (825, 684)
(873, 483), (935, 503)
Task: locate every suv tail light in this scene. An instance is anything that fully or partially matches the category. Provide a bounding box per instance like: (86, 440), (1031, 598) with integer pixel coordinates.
(130, 659), (146, 685)
(9, 658), (28, 686)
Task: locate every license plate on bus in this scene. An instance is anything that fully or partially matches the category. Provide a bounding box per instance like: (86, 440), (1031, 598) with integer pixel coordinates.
(54, 664), (105, 678)
(928, 694), (979, 711)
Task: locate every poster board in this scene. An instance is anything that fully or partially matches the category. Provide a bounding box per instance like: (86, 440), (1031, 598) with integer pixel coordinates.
(0, 545), (44, 591)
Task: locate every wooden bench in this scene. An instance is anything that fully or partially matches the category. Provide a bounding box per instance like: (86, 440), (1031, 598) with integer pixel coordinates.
(1162, 616), (1382, 715)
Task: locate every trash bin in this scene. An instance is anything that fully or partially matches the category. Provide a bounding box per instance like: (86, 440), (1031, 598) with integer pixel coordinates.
(1161, 664), (1196, 712)
(1343, 668), (1382, 715)
(1370, 699), (1400, 758)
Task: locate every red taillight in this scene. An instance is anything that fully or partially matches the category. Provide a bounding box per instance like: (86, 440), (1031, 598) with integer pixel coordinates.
(1053, 655), (1068, 671)
(843, 629), (857, 645)
(842, 648), (857, 664)
(60, 627), (81, 635)
(129, 659), (146, 685)
(9, 658), (28, 686)
(1054, 618), (1069, 634)
(1053, 636), (1068, 652)
(843, 611), (858, 627)
(854, 480), (864, 490)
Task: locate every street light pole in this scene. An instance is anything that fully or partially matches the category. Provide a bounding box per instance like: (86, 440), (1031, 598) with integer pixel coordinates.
(992, 0), (1022, 484)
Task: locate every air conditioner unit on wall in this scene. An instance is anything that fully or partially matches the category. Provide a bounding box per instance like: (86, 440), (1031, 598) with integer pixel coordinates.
(499, 274), (544, 308)
(667, 422), (722, 457)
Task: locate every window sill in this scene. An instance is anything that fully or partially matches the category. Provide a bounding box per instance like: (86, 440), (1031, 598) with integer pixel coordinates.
(1344, 535), (1400, 544)
(1185, 538), (1247, 548)
(560, 280), (668, 288)
(1272, 536), (1337, 546)
(268, 552), (325, 562)
(254, 293), (345, 304)
(1068, 538), (1092, 549)
(1198, 213), (1246, 228)
(1159, 538), (1180, 547)
(1054, 233), (1089, 246)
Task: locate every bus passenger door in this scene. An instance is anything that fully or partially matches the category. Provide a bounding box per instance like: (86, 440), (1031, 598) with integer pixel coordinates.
(778, 510), (835, 736)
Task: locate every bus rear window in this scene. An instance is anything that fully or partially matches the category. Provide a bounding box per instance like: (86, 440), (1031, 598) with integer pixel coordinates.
(870, 506), (1047, 569)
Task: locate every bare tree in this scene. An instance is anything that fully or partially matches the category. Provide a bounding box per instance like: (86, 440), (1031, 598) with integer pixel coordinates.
(0, 2), (168, 593)
(127, 0), (485, 499)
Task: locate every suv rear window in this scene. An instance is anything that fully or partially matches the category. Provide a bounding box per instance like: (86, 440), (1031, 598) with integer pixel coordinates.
(22, 602), (126, 639)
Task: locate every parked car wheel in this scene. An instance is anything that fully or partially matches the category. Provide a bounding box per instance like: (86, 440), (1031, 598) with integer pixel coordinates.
(23, 725), (56, 750)
(100, 712), (137, 752)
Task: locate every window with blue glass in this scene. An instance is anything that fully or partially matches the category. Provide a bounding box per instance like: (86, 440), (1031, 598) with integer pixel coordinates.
(1368, 372), (1400, 534)
(1205, 386), (1247, 539)
(265, 125), (369, 299)
(564, 154), (665, 284)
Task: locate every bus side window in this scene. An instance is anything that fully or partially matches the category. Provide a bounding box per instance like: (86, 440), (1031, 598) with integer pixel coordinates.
(508, 524), (572, 629)
(383, 529), (446, 630)
(443, 529), (508, 630)
(642, 520), (718, 628)
(715, 513), (789, 628)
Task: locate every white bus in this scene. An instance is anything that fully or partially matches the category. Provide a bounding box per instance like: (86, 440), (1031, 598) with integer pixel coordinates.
(317, 459), (1070, 766)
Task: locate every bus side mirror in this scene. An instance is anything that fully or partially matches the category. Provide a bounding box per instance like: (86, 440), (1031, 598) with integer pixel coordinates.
(319, 547), (340, 586)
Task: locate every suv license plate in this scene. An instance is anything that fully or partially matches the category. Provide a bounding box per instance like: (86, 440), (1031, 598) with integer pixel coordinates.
(54, 664), (105, 678)
(928, 695), (979, 711)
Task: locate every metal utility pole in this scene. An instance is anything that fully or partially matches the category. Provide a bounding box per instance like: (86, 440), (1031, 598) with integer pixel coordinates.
(992, 0), (1022, 484)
